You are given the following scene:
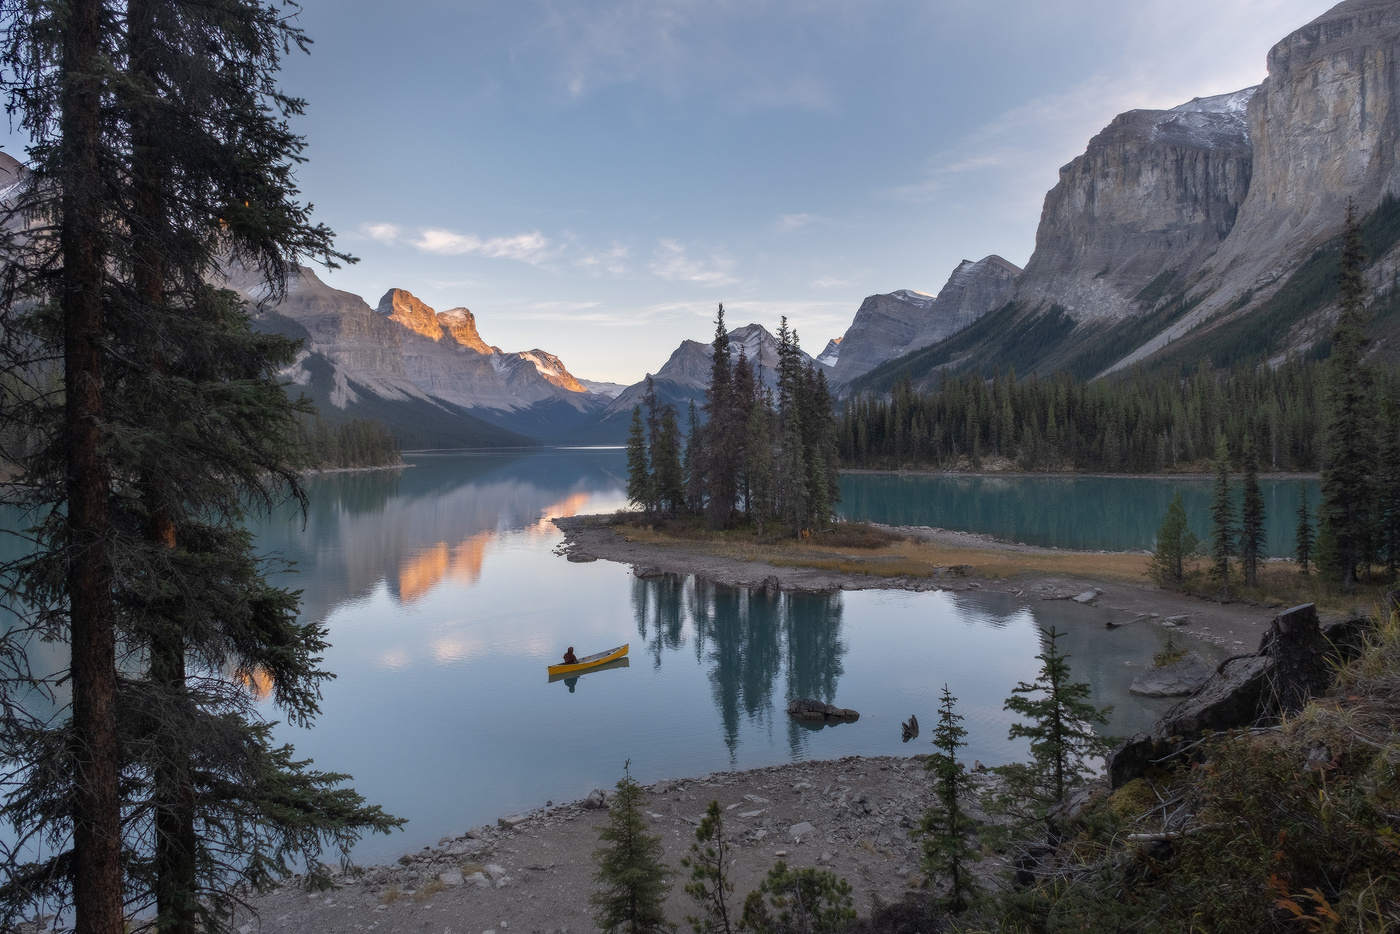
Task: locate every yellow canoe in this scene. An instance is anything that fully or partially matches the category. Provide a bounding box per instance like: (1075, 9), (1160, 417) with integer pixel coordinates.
(547, 643), (629, 677)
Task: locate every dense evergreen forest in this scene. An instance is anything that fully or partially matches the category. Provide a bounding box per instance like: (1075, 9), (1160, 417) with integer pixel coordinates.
(295, 415), (402, 470)
(626, 307), (841, 531)
(840, 357), (1400, 473)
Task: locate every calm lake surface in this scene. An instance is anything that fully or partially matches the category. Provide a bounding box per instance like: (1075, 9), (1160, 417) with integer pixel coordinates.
(4, 453), (1313, 863)
(840, 472), (1319, 556)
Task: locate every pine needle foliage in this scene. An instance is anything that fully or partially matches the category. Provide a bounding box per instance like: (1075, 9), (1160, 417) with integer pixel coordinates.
(682, 801), (736, 934)
(1319, 200), (1379, 590)
(918, 685), (982, 914)
(1148, 492), (1198, 586)
(591, 761), (675, 934)
(990, 627), (1111, 830)
(1210, 434), (1237, 598)
(1295, 484), (1314, 575)
(738, 861), (855, 934)
(1240, 436), (1266, 588)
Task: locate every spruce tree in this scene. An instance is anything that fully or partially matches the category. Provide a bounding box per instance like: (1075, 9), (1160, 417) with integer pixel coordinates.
(684, 400), (706, 516)
(591, 761), (674, 934)
(682, 801), (736, 934)
(991, 628), (1111, 828)
(626, 406), (654, 513)
(0, 3), (400, 931)
(773, 319), (808, 531)
(1318, 200), (1379, 590)
(1295, 485), (1314, 575)
(919, 685), (982, 913)
(1148, 492), (1198, 586)
(738, 861), (855, 934)
(703, 305), (739, 529)
(1377, 416), (1400, 578)
(1239, 436), (1266, 588)
(1209, 434), (1237, 599)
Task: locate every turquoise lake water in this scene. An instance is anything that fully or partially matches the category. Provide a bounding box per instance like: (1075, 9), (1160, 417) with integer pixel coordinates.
(3, 452), (1308, 862)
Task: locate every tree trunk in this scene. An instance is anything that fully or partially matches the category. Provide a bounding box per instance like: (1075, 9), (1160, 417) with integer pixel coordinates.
(61, 1), (123, 931)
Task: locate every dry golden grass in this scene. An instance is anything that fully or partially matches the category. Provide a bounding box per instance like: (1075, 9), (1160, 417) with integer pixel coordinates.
(1178, 561), (1397, 615)
(620, 521), (1151, 583)
(377, 885), (401, 905)
(413, 877), (446, 901)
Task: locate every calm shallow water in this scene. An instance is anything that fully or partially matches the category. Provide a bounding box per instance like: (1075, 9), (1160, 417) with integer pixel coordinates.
(839, 473), (1319, 556)
(240, 452), (1226, 861)
(4, 455), (1260, 863)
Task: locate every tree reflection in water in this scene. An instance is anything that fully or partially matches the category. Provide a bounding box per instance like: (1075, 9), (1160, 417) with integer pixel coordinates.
(631, 574), (847, 762)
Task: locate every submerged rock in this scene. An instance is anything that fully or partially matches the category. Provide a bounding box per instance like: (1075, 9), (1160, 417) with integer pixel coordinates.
(786, 698), (860, 723)
(1129, 652), (1213, 696)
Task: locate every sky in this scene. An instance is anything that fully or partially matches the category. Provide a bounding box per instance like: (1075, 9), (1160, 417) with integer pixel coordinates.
(9, 0), (1344, 385)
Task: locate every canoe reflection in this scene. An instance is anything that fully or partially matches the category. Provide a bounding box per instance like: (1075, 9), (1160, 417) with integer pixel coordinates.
(550, 656), (631, 691)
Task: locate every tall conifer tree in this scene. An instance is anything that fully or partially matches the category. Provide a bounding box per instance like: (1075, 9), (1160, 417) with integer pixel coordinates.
(1210, 434), (1237, 599)
(1295, 485), (1314, 576)
(0, 3), (400, 931)
(1319, 200), (1378, 590)
(1239, 436), (1266, 588)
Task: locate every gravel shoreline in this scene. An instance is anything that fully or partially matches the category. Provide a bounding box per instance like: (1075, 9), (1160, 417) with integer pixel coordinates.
(236, 756), (1006, 934)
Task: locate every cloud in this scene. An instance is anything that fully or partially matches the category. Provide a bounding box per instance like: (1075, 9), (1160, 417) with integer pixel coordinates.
(649, 239), (736, 286)
(813, 276), (848, 289)
(575, 244), (631, 276)
(361, 222), (402, 245)
(777, 213), (818, 231)
(411, 229), (552, 264)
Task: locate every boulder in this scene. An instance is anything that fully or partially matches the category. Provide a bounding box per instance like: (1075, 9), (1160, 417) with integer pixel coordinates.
(786, 698), (860, 722)
(497, 814), (528, 829)
(581, 789), (608, 810)
(1108, 603), (1341, 787)
(789, 821), (817, 843)
(1129, 652), (1214, 696)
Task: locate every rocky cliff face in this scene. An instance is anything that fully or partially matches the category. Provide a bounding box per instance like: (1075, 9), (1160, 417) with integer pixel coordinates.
(827, 290), (937, 386)
(1113, 0), (1400, 369)
(235, 269), (607, 442)
(829, 256), (1020, 389)
(853, 0), (1400, 390)
(1012, 89), (1255, 321)
(909, 255), (1022, 349)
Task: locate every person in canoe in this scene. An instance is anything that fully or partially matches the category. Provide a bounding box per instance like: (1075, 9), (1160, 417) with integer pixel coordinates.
(562, 646), (578, 665)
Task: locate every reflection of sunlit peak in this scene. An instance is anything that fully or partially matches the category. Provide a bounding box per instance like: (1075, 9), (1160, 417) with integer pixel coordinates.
(398, 531), (495, 602)
(379, 648), (411, 670)
(531, 492), (595, 536)
(239, 668), (274, 700)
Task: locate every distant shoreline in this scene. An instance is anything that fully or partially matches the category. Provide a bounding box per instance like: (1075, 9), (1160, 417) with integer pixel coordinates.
(840, 468), (1322, 480)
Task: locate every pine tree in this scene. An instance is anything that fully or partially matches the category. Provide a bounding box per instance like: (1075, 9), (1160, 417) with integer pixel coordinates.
(0, 3), (399, 931)
(626, 406), (655, 513)
(919, 685), (982, 914)
(1210, 434), (1237, 599)
(738, 861), (855, 934)
(591, 761), (674, 934)
(684, 400), (706, 516)
(1149, 492), (1198, 587)
(1319, 200), (1379, 590)
(682, 801), (736, 934)
(991, 628), (1111, 828)
(703, 305), (739, 529)
(1377, 415), (1400, 578)
(655, 407), (686, 516)
(773, 319), (808, 531)
(1239, 436), (1266, 588)
(1295, 485), (1314, 575)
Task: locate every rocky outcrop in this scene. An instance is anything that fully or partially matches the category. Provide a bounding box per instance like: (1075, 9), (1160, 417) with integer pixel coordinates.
(1128, 652), (1214, 697)
(786, 698), (860, 722)
(1012, 88), (1255, 322)
(1107, 603), (1350, 787)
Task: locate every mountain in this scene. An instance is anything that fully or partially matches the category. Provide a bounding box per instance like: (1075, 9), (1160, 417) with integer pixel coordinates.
(850, 0), (1400, 395)
(565, 322), (813, 444)
(237, 266), (609, 446)
(827, 255), (1021, 388)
